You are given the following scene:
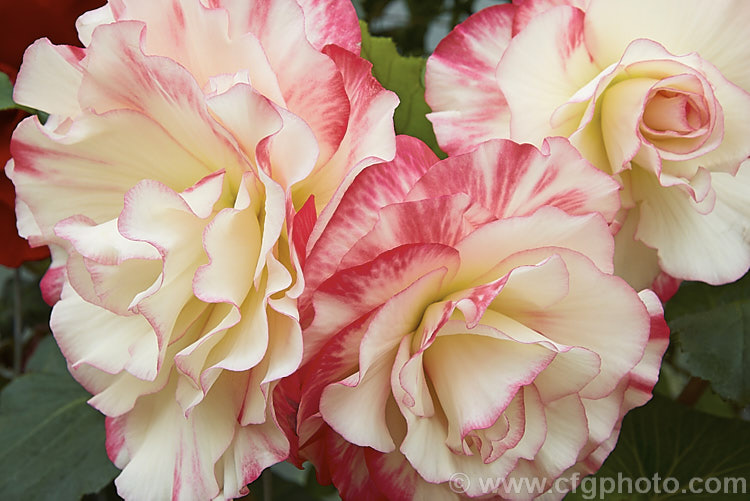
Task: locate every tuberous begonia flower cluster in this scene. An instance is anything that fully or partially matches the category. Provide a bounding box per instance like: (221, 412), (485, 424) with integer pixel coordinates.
(426, 0), (750, 292)
(14, 0), (750, 499)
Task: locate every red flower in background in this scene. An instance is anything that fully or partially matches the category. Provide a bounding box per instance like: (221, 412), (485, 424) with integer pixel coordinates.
(1, 0), (102, 267)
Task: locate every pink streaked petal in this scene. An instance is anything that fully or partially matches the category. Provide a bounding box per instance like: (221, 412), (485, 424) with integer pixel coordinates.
(496, 6), (599, 145)
(112, 376), (240, 501)
(76, 3), (115, 46)
(408, 137), (621, 222)
(9, 110), (215, 244)
(14, 39), (84, 117)
(294, 0), (361, 54)
(339, 193), (480, 270)
(296, 44), (398, 209)
(425, 4), (514, 155)
(80, 21), (248, 177)
(217, 401), (290, 496)
(304, 135), (438, 298)
(209, 0), (349, 166)
(321, 428), (388, 501)
(306, 245), (458, 366)
(291, 195), (317, 269)
(512, 0), (588, 35)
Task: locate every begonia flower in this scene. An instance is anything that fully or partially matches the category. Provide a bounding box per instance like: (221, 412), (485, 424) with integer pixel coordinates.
(426, 0), (750, 291)
(7, 0), (397, 499)
(288, 136), (669, 500)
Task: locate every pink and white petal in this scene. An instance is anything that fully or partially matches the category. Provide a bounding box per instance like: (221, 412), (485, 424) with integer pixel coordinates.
(14, 39), (84, 118)
(112, 376), (241, 501)
(634, 167), (750, 284)
(206, 84), (283, 168)
(9, 109), (216, 243)
(622, 290), (669, 410)
(304, 135), (438, 296)
(80, 21), (247, 177)
(76, 3), (115, 46)
(209, 0), (350, 165)
(512, 0), (588, 35)
(51, 282), (159, 381)
(454, 207), (614, 287)
(408, 138), (621, 221)
(584, 0), (750, 90)
(320, 354), (396, 452)
(294, 0), (361, 54)
(256, 106), (319, 191)
(306, 245), (458, 365)
(496, 6), (600, 145)
(512, 250), (650, 399)
(321, 428), (388, 501)
(193, 203), (262, 308)
(217, 402), (290, 496)
(425, 4), (514, 155)
(339, 194), (478, 270)
(424, 333), (555, 451)
(295, 45), (398, 209)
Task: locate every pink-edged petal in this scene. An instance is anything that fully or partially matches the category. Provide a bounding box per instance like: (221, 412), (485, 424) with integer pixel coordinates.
(304, 244), (459, 365)
(408, 137), (621, 222)
(511, 249), (650, 399)
(76, 3), (115, 46)
(425, 4), (514, 155)
(79, 21), (247, 177)
(14, 39), (84, 117)
(584, 0), (750, 90)
(320, 354), (396, 452)
(110, 376), (240, 501)
(296, 44), (398, 209)
(454, 207), (614, 287)
(51, 282), (159, 381)
(206, 83), (283, 168)
(256, 105), (319, 191)
(8, 110), (214, 245)
(207, 0), (350, 166)
(294, 0), (361, 54)
(634, 164), (750, 284)
(496, 6), (600, 145)
(304, 135), (437, 297)
(424, 333), (555, 452)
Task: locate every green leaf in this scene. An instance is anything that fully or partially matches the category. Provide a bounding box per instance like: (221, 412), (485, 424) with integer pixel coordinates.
(0, 337), (118, 500)
(359, 21), (444, 157)
(665, 273), (750, 405)
(0, 72), (15, 111)
(565, 396), (750, 500)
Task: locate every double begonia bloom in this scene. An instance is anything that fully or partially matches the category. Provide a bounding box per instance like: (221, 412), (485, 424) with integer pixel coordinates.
(289, 136), (669, 500)
(7, 0), (397, 499)
(426, 0), (750, 291)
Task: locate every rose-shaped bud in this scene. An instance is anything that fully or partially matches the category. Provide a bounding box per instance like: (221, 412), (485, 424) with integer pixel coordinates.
(285, 136), (669, 500)
(425, 0), (750, 292)
(7, 0), (398, 499)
